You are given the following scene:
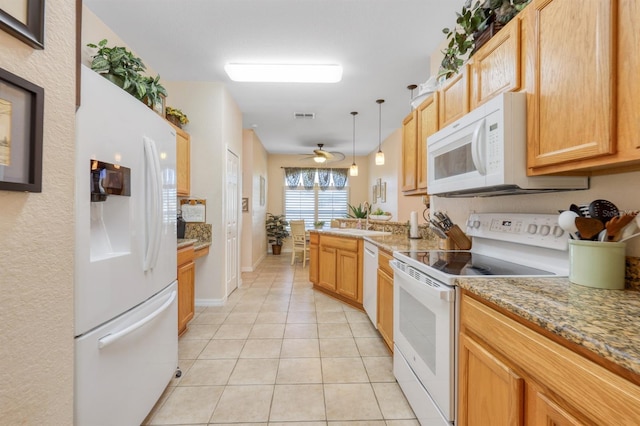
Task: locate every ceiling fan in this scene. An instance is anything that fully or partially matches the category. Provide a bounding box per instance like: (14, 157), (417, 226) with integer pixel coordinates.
(299, 144), (345, 164)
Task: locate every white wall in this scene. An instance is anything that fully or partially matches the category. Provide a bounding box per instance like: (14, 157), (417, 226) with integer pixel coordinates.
(241, 129), (268, 271)
(165, 80), (243, 303)
(0, 1), (76, 423)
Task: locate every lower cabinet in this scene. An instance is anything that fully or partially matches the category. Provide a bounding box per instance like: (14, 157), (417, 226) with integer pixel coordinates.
(177, 244), (195, 336)
(376, 249), (394, 352)
(459, 292), (640, 425)
(310, 233), (363, 308)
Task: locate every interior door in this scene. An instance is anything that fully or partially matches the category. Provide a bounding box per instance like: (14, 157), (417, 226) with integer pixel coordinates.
(225, 149), (239, 296)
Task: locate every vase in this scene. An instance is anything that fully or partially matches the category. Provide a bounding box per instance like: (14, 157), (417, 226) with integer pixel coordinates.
(272, 244), (282, 255)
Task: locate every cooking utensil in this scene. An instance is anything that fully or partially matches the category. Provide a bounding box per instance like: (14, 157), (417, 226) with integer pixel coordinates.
(558, 210), (580, 239)
(588, 199), (619, 224)
(570, 204), (583, 217)
(430, 225), (448, 240)
(575, 217), (605, 240)
(605, 213), (637, 242)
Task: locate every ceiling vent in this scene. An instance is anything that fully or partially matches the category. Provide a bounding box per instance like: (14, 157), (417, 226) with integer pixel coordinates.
(294, 112), (315, 119)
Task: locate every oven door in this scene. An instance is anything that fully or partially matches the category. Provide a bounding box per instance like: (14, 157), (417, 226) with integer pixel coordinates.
(391, 260), (456, 423)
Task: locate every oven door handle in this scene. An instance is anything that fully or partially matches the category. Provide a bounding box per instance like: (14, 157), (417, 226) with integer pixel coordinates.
(390, 260), (455, 302)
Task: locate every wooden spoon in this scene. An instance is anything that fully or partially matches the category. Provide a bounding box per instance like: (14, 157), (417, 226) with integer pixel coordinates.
(575, 217), (604, 240)
(605, 213), (638, 242)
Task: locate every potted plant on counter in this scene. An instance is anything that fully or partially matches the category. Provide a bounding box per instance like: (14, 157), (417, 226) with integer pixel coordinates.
(266, 213), (289, 255)
(347, 203), (370, 219)
(313, 220), (325, 230)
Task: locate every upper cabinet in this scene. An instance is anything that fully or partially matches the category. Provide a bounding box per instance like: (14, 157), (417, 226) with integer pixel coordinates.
(172, 125), (191, 197)
(524, 0), (625, 174)
(438, 65), (469, 129)
(469, 16), (521, 110)
(401, 92), (439, 195)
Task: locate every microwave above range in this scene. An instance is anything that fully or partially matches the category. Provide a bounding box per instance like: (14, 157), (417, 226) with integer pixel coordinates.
(426, 92), (589, 197)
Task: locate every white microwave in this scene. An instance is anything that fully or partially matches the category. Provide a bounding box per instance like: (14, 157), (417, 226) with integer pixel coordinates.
(427, 92), (588, 197)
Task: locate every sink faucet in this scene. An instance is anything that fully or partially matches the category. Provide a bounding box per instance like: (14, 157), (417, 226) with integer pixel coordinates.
(363, 201), (370, 230)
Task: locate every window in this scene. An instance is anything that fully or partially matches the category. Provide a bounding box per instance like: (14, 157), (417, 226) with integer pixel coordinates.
(284, 171), (348, 229)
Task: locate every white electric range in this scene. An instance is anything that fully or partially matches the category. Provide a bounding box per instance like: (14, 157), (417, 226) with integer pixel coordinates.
(391, 213), (571, 426)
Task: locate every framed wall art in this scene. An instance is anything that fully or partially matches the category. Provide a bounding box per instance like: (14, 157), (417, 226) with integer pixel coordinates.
(0, 67), (44, 193)
(242, 197), (249, 212)
(0, 0), (45, 49)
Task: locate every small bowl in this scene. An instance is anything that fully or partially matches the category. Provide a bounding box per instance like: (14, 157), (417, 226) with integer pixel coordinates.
(369, 214), (392, 221)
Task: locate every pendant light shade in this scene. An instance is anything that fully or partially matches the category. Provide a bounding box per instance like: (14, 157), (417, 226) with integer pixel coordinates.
(350, 111), (358, 176)
(375, 99), (385, 166)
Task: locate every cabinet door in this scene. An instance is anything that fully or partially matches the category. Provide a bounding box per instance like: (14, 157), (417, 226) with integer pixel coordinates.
(532, 390), (585, 426)
(526, 0), (615, 171)
(309, 242), (319, 284)
(176, 127), (191, 196)
(376, 268), (393, 352)
(318, 246), (337, 291)
(177, 260), (195, 335)
(458, 333), (524, 426)
(401, 110), (418, 192)
(470, 17), (521, 110)
(438, 65), (470, 128)
(336, 248), (359, 301)
(417, 93), (438, 191)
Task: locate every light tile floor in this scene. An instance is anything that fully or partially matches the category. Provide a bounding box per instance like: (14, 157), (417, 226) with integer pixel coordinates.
(143, 255), (417, 426)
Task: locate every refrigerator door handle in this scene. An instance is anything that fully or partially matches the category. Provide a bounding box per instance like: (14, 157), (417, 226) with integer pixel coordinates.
(97, 290), (177, 349)
(143, 136), (163, 271)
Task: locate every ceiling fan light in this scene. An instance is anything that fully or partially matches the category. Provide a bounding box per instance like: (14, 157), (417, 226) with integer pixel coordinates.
(350, 163), (358, 176)
(225, 63), (343, 83)
(313, 155), (327, 163)
(375, 150), (385, 165)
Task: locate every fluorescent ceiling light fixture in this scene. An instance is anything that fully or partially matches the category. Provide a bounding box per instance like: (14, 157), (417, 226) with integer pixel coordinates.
(225, 63), (343, 83)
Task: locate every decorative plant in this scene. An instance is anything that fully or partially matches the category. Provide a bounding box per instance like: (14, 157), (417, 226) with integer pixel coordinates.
(165, 106), (189, 125)
(438, 0), (531, 80)
(371, 208), (391, 216)
(266, 213), (289, 246)
(87, 39), (169, 108)
(347, 203), (370, 219)
(313, 220), (325, 229)
(141, 74), (168, 109)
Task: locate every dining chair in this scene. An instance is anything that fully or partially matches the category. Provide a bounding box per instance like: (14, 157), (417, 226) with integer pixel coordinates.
(289, 220), (309, 267)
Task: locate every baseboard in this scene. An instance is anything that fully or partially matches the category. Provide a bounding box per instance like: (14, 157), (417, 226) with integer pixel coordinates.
(195, 298), (226, 307)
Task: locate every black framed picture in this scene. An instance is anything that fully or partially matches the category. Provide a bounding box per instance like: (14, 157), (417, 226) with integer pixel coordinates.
(0, 67), (44, 192)
(0, 0), (45, 49)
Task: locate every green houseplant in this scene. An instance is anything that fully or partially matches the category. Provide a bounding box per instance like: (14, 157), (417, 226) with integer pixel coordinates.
(439, 0), (531, 80)
(266, 213), (289, 255)
(313, 220), (325, 230)
(165, 106), (190, 128)
(347, 203), (370, 219)
(87, 39), (168, 110)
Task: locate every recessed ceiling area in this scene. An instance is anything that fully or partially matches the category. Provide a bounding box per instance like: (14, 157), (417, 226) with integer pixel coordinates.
(84, 0), (465, 157)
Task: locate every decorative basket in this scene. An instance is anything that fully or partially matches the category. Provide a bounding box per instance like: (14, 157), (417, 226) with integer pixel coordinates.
(166, 114), (182, 128)
(472, 20), (504, 55)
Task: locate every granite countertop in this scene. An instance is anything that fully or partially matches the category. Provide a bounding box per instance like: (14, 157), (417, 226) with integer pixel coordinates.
(311, 229), (441, 252)
(177, 238), (211, 251)
(457, 276), (640, 377)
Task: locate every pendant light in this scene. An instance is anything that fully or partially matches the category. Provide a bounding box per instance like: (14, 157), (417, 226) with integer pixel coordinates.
(375, 99), (385, 166)
(350, 111), (358, 176)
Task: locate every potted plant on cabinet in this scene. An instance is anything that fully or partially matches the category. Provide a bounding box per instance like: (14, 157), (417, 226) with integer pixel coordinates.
(266, 213), (289, 255)
(165, 106), (190, 128)
(313, 220), (325, 230)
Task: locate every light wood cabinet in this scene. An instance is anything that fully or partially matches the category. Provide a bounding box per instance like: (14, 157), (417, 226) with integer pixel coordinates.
(401, 93), (438, 195)
(177, 244), (195, 336)
(310, 234), (363, 308)
(438, 65), (469, 129)
(376, 249), (394, 352)
(309, 232), (319, 284)
(459, 292), (640, 425)
(171, 124), (191, 197)
(525, 0), (616, 173)
(469, 16), (521, 110)
(401, 110), (418, 192)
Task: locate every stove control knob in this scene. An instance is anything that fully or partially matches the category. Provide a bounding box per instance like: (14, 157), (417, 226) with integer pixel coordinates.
(540, 225), (551, 236)
(527, 224), (538, 234)
(553, 225), (564, 238)
(473, 220), (481, 229)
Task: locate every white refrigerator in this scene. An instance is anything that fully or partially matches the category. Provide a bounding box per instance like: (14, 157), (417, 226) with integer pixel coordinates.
(74, 65), (178, 425)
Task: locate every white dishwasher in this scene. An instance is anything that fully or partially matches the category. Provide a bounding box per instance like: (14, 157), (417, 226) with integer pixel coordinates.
(363, 240), (379, 327)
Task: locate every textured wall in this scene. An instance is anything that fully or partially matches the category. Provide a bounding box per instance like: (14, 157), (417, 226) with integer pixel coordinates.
(0, 1), (76, 424)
